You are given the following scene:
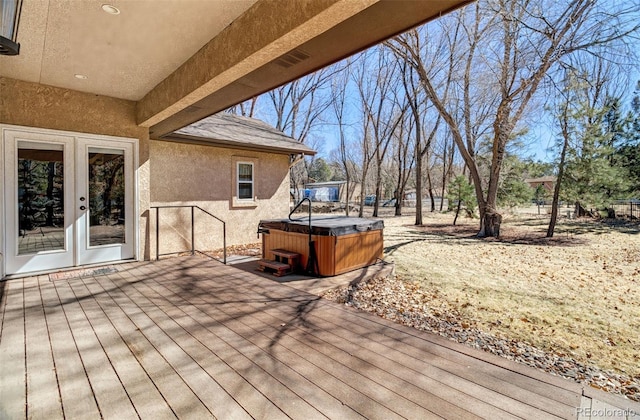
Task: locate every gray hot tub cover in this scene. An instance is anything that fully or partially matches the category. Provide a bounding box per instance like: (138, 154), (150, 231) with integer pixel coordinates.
(258, 216), (384, 236)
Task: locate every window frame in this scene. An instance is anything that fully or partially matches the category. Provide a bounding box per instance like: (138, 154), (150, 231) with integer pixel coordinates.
(236, 161), (254, 201)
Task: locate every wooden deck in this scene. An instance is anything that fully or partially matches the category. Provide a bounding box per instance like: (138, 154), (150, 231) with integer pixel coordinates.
(1, 256), (639, 419)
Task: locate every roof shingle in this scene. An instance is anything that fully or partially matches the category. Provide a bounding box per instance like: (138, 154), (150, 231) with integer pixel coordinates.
(167, 113), (316, 155)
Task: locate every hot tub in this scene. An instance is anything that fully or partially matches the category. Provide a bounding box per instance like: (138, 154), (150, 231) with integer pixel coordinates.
(258, 216), (384, 276)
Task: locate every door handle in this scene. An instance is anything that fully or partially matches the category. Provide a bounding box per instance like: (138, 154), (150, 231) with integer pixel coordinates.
(80, 206), (86, 211)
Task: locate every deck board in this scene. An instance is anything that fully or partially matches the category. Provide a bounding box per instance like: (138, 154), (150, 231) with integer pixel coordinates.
(302, 301), (579, 417)
(89, 273), (242, 420)
(53, 277), (139, 419)
(207, 283), (549, 419)
(199, 286), (478, 419)
(0, 278), (26, 419)
(307, 307), (558, 418)
(75, 277), (176, 419)
(318, 303), (581, 412)
(193, 266), (574, 417)
(126, 265), (369, 420)
(225, 268), (580, 417)
(108, 273), (291, 420)
(39, 276), (102, 419)
(143, 259), (568, 418)
(24, 277), (62, 419)
(140, 263), (522, 419)
(1, 256), (638, 419)
(147, 275), (404, 420)
(81, 275), (204, 419)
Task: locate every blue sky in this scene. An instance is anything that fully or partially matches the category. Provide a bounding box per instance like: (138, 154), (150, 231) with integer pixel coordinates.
(242, 2), (640, 166)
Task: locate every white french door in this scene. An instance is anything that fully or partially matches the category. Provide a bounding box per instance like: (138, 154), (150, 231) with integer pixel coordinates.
(3, 127), (136, 276)
(4, 130), (75, 274)
(75, 137), (135, 266)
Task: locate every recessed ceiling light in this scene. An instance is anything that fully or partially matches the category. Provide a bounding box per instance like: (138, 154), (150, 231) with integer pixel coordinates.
(101, 4), (120, 15)
(74, 74), (88, 80)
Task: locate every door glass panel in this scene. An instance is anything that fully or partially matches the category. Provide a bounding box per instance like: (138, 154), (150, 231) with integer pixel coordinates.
(88, 148), (125, 246)
(17, 146), (65, 254)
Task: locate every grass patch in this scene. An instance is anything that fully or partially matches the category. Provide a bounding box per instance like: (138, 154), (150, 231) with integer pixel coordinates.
(383, 212), (640, 378)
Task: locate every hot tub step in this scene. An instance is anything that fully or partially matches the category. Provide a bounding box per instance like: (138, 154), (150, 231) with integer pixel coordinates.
(271, 249), (301, 272)
(257, 259), (292, 277)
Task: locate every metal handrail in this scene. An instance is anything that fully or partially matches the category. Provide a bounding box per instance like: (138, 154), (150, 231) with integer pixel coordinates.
(288, 198), (319, 276)
(288, 197), (312, 230)
(151, 205), (226, 264)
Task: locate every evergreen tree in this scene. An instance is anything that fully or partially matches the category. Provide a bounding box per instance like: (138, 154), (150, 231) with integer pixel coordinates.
(616, 144), (640, 196)
(307, 158), (333, 182)
(561, 95), (630, 216)
(447, 175), (476, 225)
(614, 81), (640, 195)
(497, 156), (534, 209)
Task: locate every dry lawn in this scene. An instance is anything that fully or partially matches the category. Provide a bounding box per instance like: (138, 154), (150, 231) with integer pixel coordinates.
(380, 209), (640, 378)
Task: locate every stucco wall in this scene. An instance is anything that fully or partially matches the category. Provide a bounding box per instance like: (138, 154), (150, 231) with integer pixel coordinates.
(149, 140), (291, 255)
(0, 77), (152, 261)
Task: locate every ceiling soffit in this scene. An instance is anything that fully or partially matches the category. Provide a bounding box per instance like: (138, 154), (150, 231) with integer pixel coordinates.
(0, 0), (257, 101)
(143, 0), (472, 138)
(137, 0), (379, 130)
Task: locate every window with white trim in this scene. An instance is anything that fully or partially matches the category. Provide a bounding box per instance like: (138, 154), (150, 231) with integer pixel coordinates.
(237, 162), (254, 200)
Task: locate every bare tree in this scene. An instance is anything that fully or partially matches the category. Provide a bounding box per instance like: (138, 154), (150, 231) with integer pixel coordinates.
(396, 25), (457, 225)
(390, 107), (416, 216)
(547, 81), (571, 238)
(354, 48), (406, 217)
(435, 127), (457, 211)
(389, 0), (640, 237)
(226, 96), (259, 117)
(330, 63), (357, 215)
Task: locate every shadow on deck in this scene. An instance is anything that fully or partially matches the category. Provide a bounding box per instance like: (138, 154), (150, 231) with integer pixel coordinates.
(1, 256), (638, 419)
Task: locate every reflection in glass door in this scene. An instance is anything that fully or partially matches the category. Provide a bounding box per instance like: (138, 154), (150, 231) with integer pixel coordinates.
(76, 139), (134, 266)
(88, 149), (126, 246)
(17, 147), (66, 254)
(3, 131), (75, 275)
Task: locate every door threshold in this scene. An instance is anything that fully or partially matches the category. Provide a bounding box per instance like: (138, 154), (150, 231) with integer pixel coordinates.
(2, 259), (139, 281)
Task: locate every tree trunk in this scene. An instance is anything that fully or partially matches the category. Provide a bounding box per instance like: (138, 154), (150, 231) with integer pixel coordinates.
(547, 109), (569, 238)
(547, 190), (561, 238)
(394, 189), (402, 216)
(372, 191), (380, 217)
(344, 175), (350, 217)
(426, 163), (435, 212)
(478, 115), (511, 237)
(440, 140), (454, 211)
(482, 210), (502, 238)
(373, 162), (382, 218)
(453, 198), (461, 226)
(415, 153), (423, 225)
(440, 181), (447, 211)
(358, 156), (368, 218)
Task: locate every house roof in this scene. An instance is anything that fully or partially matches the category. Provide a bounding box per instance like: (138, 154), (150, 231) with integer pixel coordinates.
(305, 181), (347, 187)
(166, 113), (316, 156)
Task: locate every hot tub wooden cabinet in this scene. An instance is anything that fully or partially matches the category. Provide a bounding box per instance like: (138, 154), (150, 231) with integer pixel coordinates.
(258, 216), (384, 277)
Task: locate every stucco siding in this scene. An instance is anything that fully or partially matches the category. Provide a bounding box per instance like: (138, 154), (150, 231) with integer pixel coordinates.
(150, 140), (290, 254)
(0, 77), (152, 262)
